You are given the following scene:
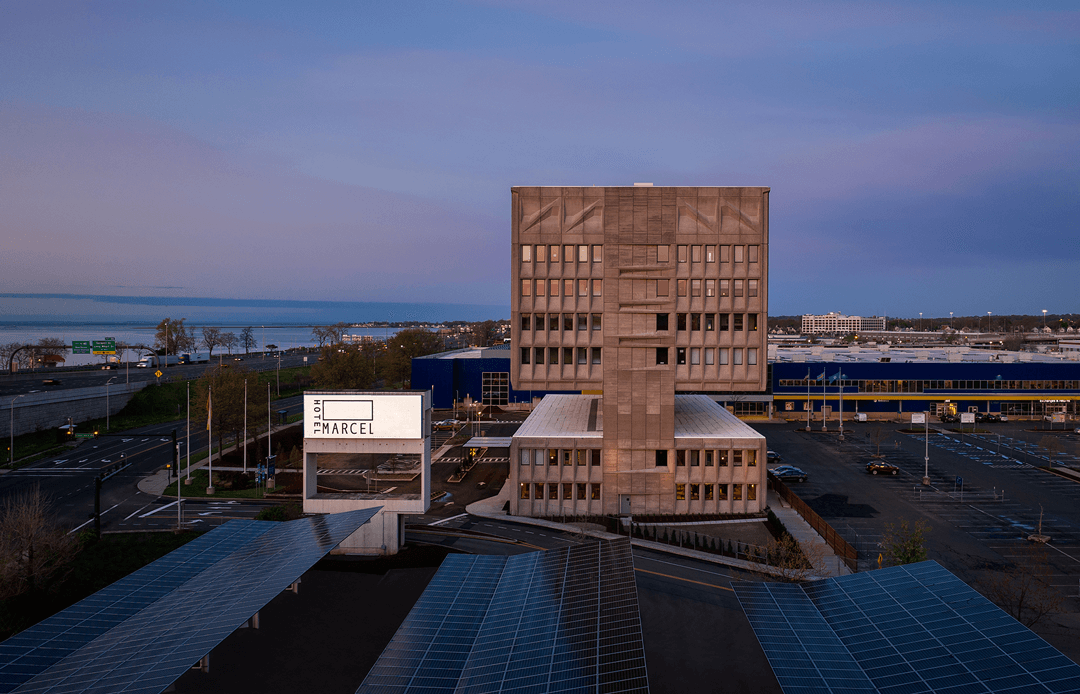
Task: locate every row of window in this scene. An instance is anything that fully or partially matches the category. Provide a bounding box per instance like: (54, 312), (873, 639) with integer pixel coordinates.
(658, 278), (759, 298)
(520, 482), (601, 500)
(521, 278), (602, 297)
(656, 347), (758, 366)
(657, 449), (758, 466)
(521, 347), (602, 365)
(519, 449), (602, 466)
(663, 313), (759, 332)
(519, 244), (761, 265)
(521, 313), (601, 331)
(777, 379), (1080, 393)
(676, 483), (757, 501)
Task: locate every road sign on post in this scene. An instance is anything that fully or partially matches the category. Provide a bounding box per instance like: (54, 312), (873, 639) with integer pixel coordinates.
(72, 341), (91, 354)
(92, 340), (116, 355)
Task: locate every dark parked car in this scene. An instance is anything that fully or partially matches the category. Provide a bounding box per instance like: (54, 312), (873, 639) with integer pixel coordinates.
(939, 413), (959, 423)
(767, 450), (783, 462)
(770, 466), (808, 482)
(866, 461), (900, 475)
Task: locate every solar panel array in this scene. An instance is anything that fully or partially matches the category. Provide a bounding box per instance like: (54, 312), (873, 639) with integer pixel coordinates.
(0, 508), (379, 694)
(733, 560), (1080, 694)
(357, 538), (650, 694)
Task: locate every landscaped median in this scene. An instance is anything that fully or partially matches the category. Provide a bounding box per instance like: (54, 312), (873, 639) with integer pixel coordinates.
(162, 469), (299, 499)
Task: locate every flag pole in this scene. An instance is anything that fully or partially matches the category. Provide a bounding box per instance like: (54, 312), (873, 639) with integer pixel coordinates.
(207, 386), (215, 494)
(243, 378), (248, 474)
(186, 381), (191, 482)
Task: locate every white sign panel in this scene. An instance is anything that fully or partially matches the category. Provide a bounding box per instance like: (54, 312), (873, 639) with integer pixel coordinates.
(960, 412), (976, 424)
(910, 413), (926, 424)
(305, 393), (424, 439)
(1052, 413), (1066, 424)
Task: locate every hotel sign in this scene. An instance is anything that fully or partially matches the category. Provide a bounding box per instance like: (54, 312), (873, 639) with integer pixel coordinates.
(304, 393), (424, 439)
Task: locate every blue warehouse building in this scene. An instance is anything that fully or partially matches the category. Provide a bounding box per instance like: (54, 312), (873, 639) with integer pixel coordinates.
(412, 346), (577, 410)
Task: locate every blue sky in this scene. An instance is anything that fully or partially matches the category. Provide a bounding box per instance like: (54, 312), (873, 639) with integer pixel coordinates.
(1, 1), (1076, 320)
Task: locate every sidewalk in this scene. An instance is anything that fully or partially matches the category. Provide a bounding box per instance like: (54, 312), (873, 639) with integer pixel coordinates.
(768, 489), (852, 577)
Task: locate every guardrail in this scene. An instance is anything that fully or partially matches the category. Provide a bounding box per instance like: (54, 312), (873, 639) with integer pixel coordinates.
(770, 476), (858, 571)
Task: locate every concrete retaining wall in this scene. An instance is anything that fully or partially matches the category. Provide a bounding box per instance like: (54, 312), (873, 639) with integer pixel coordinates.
(2, 382), (150, 438)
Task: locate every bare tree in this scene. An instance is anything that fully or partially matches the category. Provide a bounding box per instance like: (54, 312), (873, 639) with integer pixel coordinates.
(1038, 435), (1065, 467)
(980, 544), (1064, 627)
(311, 326), (332, 349)
(0, 486), (79, 598)
(869, 425), (888, 457)
(155, 318), (196, 355)
(200, 327), (223, 357)
(221, 331), (238, 355)
(240, 327), (257, 355)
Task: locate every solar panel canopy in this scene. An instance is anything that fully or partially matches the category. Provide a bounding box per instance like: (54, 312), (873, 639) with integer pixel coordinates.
(357, 538), (650, 694)
(733, 560), (1080, 694)
(0, 508), (379, 694)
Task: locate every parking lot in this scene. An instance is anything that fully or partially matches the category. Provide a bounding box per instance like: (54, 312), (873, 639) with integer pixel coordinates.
(756, 421), (1080, 662)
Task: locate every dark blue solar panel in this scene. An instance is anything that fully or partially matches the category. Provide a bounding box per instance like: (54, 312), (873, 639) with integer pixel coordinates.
(356, 538), (649, 694)
(1, 508), (379, 694)
(733, 561), (1080, 694)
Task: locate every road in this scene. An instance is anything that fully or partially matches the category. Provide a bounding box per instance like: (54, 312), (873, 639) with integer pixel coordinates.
(0, 395), (306, 533)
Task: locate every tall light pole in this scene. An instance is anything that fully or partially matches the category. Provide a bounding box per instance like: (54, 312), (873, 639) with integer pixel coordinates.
(919, 312), (923, 332)
(987, 311), (992, 334)
(949, 311), (953, 330)
(105, 377), (117, 430)
(1042, 309), (1047, 330)
(922, 410), (930, 486)
(10, 394), (26, 465)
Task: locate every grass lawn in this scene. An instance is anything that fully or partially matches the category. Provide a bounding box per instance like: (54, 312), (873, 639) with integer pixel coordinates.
(166, 469), (289, 499)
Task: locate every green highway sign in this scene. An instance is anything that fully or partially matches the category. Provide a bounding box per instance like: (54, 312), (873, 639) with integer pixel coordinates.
(75, 433), (95, 439)
(92, 340), (116, 355)
(72, 341), (91, 354)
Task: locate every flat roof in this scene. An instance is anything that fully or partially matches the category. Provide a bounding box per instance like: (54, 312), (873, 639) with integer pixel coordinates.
(513, 394), (764, 441)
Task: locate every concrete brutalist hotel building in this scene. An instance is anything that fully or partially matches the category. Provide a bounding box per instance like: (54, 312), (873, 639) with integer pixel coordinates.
(509, 186), (768, 518)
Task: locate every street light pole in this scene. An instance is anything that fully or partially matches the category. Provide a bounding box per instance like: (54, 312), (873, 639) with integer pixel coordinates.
(10, 394), (26, 465)
(106, 377), (116, 430)
(949, 311), (953, 330)
(1042, 309), (1047, 330)
(923, 410), (930, 486)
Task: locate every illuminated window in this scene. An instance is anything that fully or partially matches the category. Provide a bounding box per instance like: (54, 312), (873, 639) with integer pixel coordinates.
(748, 314), (758, 331)
(747, 450), (757, 466)
(677, 347), (686, 365)
(718, 450), (728, 466)
(534, 483), (544, 498)
(675, 483), (686, 500)
(590, 483), (600, 500)
(747, 483), (757, 501)
(718, 484), (728, 500)
(562, 449), (572, 466)
(706, 279), (715, 297)
(733, 450), (743, 466)
(705, 245), (716, 262)
(577, 483), (587, 500)
(548, 483), (558, 499)
(522, 245), (532, 262)
(520, 483), (529, 499)
(720, 280), (730, 297)
(563, 482), (572, 499)
(550, 245), (559, 262)
(733, 484), (742, 501)
(690, 484), (700, 501)
(578, 245), (589, 262)
(705, 314), (715, 331)
(549, 449), (558, 465)
(704, 484), (714, 500)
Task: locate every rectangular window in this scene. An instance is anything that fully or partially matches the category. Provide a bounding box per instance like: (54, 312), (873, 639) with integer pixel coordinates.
(748, 245), (759, 263)
(578, 313), (588, 330)
(748, 348), (758, 365)
(592, 279), (602, 296)
(536, 245), (545, 261)
(705, 450), (714, 466)
(702, 348), (713, 365)
(691, 313), (701, 331)
(718, 348), (729, 365)
(691, 245), (701, 263)
(563, 482), (572, 500)
(748, 313), (758, 331)
(522, 245), (532, 262)
(747, 450), (757, 466)
(656, 279), (669, 297)
(719, 450), (729, 466)
(534, 483), (544, 499)
(657, 245), (669, 262)
(719, 313), (730, 331)
(747, 483), (757, 501)
(690, 484), (700, 501)
(677, 245), (687, 262)
(549, 347), (559, 364)
(677, 313), (687, 331)
(705, 314), (715, 331)
(590, 483), (600, 501)
(720, 245), (730, 263)
(720, 279), (730, 297)
(549, 449), (558, 465)
(565, 279), (574, 297)
(734, 280), (744, 297)
(522, 279), (532, 296)
(564, 314), (573, 331)
(521, 314), (531, 330)
(592, 245), (602, 262)
(656, 347), (669, 365)
(705, 245), (716, 262)
(520, 483), (530, 499)
(535, 450), (544, 465)
(748, 279), (759, 297)
(550, 245), (559, 262)
(563, 449), (572, 466)
(677, 279), (687, 296)
(549, 483), (558, 500)
(733, 349), (743, 365)
(590, 449), (600, 466)
(676, 347), (687, 365)
(592, 314), (602, 330)
(577, 483), (587, 500)
(675, 483), (686, 501)
(656, 313), (669, 331)
(733, 450), (743, 466)
(577, 347), (587, 364)
(655, 450), (667, 467)
(564, 245), (573, 262)
(563, 347), (573, 364)
(534, 347), (544, 364)
(676, 450), (685, 466)
(690, 348), (700, 365)
(579, 245), (589, 262)
(549, 279), (560, 297)
(706, 279), (715, 297)
(733, 484), (743, 501)
(550, 314), (559, 331)
(591, 347), (602, 364)
(520, 449), (530, 465)
(704, 484), (714, 501)
(521, 347), (531, 364)
(734, 314), (744, 331)
(691, 279), (701, 297)
(535, 279), (545, 296)
(578, 278), (589, 296)
(734, 245), (744, 263)
(576, 449), (586, 466)
(718, 484), (728, 501)
(690, 450), (699, 466)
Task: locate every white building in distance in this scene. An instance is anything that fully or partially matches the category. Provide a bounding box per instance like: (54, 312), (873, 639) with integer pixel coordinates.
(802, 313), (886, 334)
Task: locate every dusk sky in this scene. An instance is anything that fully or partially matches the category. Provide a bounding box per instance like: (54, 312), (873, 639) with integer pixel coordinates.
(2, 1), (1077, 321)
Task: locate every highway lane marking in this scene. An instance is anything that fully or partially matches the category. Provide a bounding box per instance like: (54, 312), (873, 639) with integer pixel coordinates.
(140, 500), (181, 518)
(68, 502), (121, 534)
(124, 502), (154, 521)
(634, 567), (733, 592)
(430, 513), (468, 526)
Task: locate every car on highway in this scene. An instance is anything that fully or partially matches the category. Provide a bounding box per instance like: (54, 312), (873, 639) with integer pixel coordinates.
(769, 466), (808, 482)
(434, 419), (458, 431)
(866, 461), (900, 475)
(101, 363), (118, 370)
